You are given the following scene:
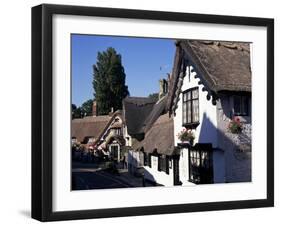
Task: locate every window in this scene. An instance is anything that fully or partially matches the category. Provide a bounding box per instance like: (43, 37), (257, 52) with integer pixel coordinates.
(110, 145), (119, 160)
(147, 153), (151, 167)
(182, 87), (199, 126)
(115, 128), (121, 135)
(158, 155), (169, 174)
(139, 151), (144, 167)
(158, 155), (164, 172)
(143, 152), (148, 166)
(189, 144), (213, 184)
(233, 96), (249, 116)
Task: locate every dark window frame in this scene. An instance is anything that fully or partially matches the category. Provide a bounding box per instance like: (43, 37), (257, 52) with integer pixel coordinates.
(233, 95), (250, 116)
(158, 155), (166, 172)
(188, 143), (213, 184)
(182, 87), (200, 127)
(166, 156), (170, 174)
(143, 151), (148, 166)
(147, 153), (151, 167)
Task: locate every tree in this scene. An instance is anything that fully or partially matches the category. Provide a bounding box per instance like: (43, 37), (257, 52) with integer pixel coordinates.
(148, 93), (159, 102)
(72, 99), (94, 119)
(72, 104), (77, 119)
(80, 99), (93, 116)
(93, 47), (129, 115)
(72, 104), (83, 119)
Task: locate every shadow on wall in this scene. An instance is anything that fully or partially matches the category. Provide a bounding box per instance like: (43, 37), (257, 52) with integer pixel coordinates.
(127, 150), (160, 187)
(198, 112), (251, 183)
(197, 112), (218, 145)
(142, 167), (163, 186)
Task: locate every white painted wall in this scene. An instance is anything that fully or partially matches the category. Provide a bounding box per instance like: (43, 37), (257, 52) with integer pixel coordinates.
(128, 151), (174, 186)
(174, 65), (218, 147)
(128, 150), (141, 168)
(174, 65), (224, 184)
(143, 156), (174, 186)
(123, 125), (132, 147)
(179, 148), (194, 186)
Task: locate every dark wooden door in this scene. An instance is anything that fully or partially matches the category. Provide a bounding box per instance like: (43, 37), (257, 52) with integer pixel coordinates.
(189, 144), (213, 184)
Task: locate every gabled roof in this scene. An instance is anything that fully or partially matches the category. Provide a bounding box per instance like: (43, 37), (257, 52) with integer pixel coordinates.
(123, 96), (157, 136)
(123, 96), (168, 136)
(143, 96), (168, 133)
(167, 40), (252, 113)
(133, 113), (175, 155)
(123, 95), (175, 155)
(71, 110), (122, 144)
(180, 40), (252, 92)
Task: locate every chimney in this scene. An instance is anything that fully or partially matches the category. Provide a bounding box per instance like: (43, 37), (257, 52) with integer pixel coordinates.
(158, 78), (168, 100)
(92, 100), (97, 116)
(167, 73), (171, 92)
(109, 107), (114, 116)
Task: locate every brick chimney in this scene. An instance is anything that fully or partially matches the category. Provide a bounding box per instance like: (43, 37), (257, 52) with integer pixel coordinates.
(92, 100), (97, 116)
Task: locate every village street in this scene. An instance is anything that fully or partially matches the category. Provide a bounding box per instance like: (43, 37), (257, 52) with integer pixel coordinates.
(72, 161), (150, 190)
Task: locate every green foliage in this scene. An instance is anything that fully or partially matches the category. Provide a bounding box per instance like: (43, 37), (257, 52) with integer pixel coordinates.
(177, 129), (195, 142)
(228, 117), (243, 134)
(93, 47), (129, 115)
(80, 99), (93, 116)
(72, 104), (82, 119)
(72, 99), (93, 119)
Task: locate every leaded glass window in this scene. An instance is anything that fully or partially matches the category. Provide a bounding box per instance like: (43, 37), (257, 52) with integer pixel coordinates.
(182, 87), (199, 125)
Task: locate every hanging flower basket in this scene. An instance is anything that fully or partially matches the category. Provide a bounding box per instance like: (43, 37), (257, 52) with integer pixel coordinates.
(228, 116), (243, 134)
(177, 128), (195, 145)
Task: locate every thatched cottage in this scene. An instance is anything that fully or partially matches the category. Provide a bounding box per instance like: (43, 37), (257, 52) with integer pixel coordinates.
(72, 101), (125, 162)
(124, 40), (252, 186)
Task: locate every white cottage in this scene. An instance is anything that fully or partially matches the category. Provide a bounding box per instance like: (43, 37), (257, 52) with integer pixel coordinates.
(123, 95), (176, 186)
(168, 40), (252, 184)
(124, 40), (252, 186)
(72, 101), (125, 161)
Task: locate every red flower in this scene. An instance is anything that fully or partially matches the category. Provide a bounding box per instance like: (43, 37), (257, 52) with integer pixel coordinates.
(233, 116), (241, 124)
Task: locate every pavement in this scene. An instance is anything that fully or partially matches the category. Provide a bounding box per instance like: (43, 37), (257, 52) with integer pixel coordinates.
(72, 161), (154, 190)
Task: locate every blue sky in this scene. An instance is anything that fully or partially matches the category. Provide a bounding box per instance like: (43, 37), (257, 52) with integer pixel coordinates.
(71, 34), (175, 106)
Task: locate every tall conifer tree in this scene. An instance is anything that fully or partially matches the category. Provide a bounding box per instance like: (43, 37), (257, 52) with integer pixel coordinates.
(93, 47), (129, 115)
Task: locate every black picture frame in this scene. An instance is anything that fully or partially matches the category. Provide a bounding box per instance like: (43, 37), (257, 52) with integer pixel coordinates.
(31, 4), (274, 222)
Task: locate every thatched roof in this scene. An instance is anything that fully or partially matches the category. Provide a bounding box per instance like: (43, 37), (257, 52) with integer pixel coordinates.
(71, 110), (122, 144)
(123, 96), (157, 135)
(133, 113), (175, 155)
(167, 40), (252, 113)
(123, 96), (168, 136)
(123, 95), (175, 155)
(181, 40), (251, 92)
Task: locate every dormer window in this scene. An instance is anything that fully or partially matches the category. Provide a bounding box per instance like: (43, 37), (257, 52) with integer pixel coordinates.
(182, 87), (199, 127)
(233, 95), (249, 116)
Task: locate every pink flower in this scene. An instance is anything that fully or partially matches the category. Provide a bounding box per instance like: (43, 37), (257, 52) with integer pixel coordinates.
(234, 116), (240, 123)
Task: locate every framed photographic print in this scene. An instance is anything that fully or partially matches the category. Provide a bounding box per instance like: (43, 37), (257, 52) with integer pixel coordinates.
(31, 4), (274, 221)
